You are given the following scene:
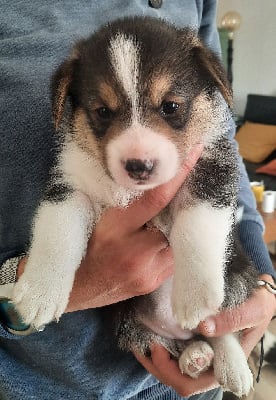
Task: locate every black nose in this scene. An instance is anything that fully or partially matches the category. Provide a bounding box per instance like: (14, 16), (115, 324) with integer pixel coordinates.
(125, 159), (154, 180)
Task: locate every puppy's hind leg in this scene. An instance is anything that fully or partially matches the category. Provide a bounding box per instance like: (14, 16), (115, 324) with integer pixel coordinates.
(209, 334), (253, 397)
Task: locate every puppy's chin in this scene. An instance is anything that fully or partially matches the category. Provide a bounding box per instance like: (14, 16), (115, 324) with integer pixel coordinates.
(109, 168), (177, 191)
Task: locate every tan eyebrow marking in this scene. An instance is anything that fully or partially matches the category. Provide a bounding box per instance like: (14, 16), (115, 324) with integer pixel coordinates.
(150, 75), (173, 107)
(98, 82), (119, 110)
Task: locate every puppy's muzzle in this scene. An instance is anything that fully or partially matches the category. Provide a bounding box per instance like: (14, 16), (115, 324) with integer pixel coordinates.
(124, 159), (155, 181)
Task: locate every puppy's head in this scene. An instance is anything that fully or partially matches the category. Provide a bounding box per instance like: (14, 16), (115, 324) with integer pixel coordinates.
(52, 17), (232, 191)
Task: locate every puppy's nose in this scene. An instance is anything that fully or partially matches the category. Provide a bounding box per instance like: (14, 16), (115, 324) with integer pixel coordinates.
(125, 159), (154, 180)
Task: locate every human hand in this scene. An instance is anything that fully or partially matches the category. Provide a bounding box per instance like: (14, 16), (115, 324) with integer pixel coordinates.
(198, 274), (276, 357)
(65, 144), (204, 312)
(133, 274), (276, 397)
(134, 344), (219, 397)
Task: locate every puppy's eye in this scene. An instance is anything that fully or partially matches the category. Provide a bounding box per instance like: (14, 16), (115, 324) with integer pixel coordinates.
(161, 101), (180, 115)
(96, 107), (113, 119)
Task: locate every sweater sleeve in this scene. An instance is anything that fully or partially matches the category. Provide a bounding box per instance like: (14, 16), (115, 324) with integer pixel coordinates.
(198, 0), (222, 55)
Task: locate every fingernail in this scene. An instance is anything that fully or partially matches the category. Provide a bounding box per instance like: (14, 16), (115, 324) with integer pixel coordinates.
(202, 317), (216, 335)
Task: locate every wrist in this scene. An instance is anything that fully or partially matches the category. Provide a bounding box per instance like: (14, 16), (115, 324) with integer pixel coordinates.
(16, 256), (27, 280)
(0, 255), (36, 335)
(66, 261), (113, 312)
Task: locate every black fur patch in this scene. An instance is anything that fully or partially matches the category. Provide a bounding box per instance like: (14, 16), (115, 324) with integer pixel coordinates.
(188, 137), (238, 208)
(43, 171), (73, 203)
(223, 235), (258, 309)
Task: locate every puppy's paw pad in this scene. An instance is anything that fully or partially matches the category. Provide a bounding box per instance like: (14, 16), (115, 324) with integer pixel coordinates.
(179, 341), (214, 378)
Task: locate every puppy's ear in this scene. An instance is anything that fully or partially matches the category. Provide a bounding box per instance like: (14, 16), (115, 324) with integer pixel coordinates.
(51, 51), (79, 130)
(193, 45), (233, 108)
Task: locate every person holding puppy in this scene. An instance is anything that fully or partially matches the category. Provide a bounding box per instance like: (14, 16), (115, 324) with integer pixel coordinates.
(1, 1), (275, 399)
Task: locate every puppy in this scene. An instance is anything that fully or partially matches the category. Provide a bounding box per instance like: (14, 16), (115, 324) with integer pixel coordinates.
(13, 17), (258, 397)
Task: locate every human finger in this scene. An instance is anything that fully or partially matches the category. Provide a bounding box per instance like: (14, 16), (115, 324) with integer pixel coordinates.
(199, 284), (276, 337)
(239, 325), (267, 358)
(134, 344), (219, 397)
(132, 245), (174, 296)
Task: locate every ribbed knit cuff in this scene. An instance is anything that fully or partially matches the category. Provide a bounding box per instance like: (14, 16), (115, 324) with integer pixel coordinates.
(130, 382), (222, 400)
(238, 219), (276, 279)
(0, 255), (24, 284)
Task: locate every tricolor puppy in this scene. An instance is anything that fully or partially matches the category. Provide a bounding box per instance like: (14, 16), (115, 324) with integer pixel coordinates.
(13, 17), (258, 396)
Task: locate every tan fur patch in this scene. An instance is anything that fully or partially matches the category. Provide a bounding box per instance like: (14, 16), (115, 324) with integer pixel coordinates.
(190, 36), (202, 48)
(52, 49), (81, 130)
(72, 108), (103, 161)
(150, 75), (172, 107)
(72, 108), (127, 172)
(98, 82), (119, 110)
(202, 57), (233, 107)
(53, 75), (71, 130)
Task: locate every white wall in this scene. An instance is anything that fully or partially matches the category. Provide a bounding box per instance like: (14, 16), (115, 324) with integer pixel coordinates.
(217, 0), (276, 116)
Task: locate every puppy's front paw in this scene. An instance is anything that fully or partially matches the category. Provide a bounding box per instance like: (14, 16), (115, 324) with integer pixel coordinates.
(172, 291), (218, 329)
(179, 341), (214, 378)
(12, 273), (71, 329)
(171, 285), (221, 330)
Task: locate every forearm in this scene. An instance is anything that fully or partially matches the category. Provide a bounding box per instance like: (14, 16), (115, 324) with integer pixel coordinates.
(17, 248), (173, 313)
(17, 257), (114, 311)
(239, 219), (276, 279)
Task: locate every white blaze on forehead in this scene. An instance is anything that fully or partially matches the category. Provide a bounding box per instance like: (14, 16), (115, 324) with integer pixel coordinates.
(109, 33), (140, 121)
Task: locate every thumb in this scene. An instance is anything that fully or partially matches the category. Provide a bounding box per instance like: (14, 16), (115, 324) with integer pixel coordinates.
(198, 290), (273, 337)
(198, 307), (251, 337)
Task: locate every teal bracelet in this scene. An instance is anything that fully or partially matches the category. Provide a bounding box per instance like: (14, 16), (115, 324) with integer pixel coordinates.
(0, 299), (45, 335)
(0, 300), (45, 336)
(0, 299), (36, 335)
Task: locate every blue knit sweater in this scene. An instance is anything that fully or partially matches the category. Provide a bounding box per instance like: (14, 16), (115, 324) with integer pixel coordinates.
(0, 1), (274, 399)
